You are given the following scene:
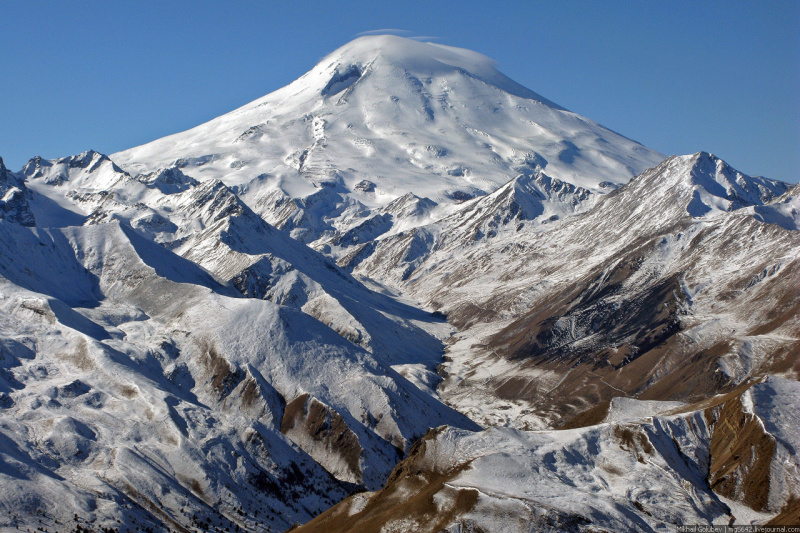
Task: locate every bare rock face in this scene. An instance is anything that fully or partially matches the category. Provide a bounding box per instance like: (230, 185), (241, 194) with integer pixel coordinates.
(706, 390), (776, 511)
(291, 427), (481, 533)
(281, 394), (365, 485)
(704, 377), (800, 518)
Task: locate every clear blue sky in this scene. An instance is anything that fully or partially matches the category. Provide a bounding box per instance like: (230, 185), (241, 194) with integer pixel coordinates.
(2, 0), (798, 182)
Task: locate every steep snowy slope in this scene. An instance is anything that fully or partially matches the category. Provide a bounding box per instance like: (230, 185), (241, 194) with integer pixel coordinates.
(296, 377), (800, 533)
(749, 181), (800, 231)
(347, 153), (797, 429)
(339, 168), (598, 280)
(21, 150), (451, 374)
(111, 35), (663, 244)
(0, 204), (476, 532)
(346, 151), (789, 284)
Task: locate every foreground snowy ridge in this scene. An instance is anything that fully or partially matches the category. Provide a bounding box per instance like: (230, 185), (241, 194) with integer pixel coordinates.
(0, 35), (798, 531)
(296, 377), (800, 533)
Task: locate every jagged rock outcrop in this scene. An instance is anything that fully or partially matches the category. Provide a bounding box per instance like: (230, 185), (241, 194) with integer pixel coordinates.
(0, 157), (35, 227)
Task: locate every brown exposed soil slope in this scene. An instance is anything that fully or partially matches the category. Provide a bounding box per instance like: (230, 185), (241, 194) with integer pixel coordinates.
(291, 427), (479, 533)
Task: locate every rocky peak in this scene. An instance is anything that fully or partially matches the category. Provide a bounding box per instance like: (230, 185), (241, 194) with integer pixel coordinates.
(382, 192), (437, 219)
(618, 152), (790, 221)
(0, 156), (35, 227)
(136, 166), (199, 194)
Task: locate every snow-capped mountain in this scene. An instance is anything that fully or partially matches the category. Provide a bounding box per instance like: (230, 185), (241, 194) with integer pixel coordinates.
(1, 147), (480, 531)
(21, 150), (452, 369)
(1, 35), (798, 532)
(111, 35), (663, 244)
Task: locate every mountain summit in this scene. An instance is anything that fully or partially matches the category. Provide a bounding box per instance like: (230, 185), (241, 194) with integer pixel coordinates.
(308, 35), (564, 105)
(112, 35), (663, 242)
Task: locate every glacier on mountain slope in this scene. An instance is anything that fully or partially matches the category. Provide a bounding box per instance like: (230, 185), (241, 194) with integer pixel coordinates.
(111, 35), (664, 246)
